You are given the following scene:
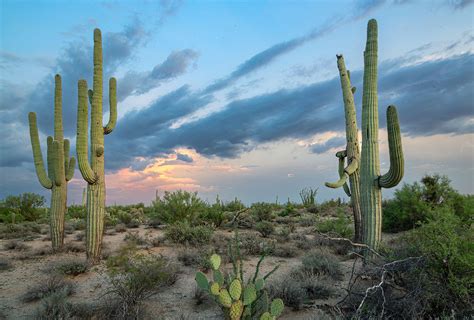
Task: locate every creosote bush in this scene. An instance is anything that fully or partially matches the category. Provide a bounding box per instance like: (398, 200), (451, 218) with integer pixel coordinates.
(165, 221), (213, 245)
(300, 251), (343, 281)
(255, 221), (274, 237)
(105, 243), (179, 319)
(315, 210), (353, 239)
(151, 190), (206, 224)
(21, 275), (75, 303)
(250, 202), (274, 221)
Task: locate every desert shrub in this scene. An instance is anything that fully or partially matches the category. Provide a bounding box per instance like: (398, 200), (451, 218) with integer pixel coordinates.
(4, 239), (30, 251)
(68, 218), (86, 231)
(399, 207), (473, 313)
(269, 274), (334, 311)
(74, 232), (85, 242)
(300, 251), (343, 280)
(150, 190), (207, 224)
(199, 196), (225, 227)
(299, 187), (318, 207)
(177, 249), (212, 270)
(150, 236), (163, 247)
(115, 223), (127, 233)
(0, 193), (46, 222)
(53, 260), (88, 276)
(255, 221), (275, 237)
(124, 231), (148, 246)
(0, 222), (42, 239)
(222, 197), (246, 212)
(164, 221), (213, 245)
(251, 202), (273, 221)
(383, 174), (472, 232)
(66, 205), (86, 220)
(279, 200), (297, 217)
(33, 288), (75, 320)
(105, 244), (178, 319)
(272, 243), (299, 258)
(239, 233), (275, 256)
(21, 276), (75, 303)
(298, 214), (317, 227)
(318, 198), (346, 216)
(315, 210), (353, 239)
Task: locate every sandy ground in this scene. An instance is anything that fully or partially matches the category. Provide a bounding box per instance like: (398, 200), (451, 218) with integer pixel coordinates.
(0, 225), (362, 319)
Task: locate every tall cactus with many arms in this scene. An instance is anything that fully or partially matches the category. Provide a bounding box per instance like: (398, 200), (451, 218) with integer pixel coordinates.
(325, 19), (404, 251)
(76, 28), (117, 263)
(28, 74), (76, 251)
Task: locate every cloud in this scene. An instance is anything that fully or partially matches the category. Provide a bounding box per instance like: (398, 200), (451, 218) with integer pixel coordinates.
(106, 53), (473, 169)
(448, 0), (474, 9)
(176, 152), (193, 163)
(118, 49), (199, 100)
(202, 0), (385, 95)
(310, 136), (346, 154)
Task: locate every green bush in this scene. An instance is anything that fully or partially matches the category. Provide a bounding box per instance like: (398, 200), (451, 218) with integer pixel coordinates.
(222, 197), (246, 212)
(400, 207), (473, 313)
(54, 260), (88, 276)
(165, 221), (213, 245)
(150, 190), (207, 224)
(199, 196), (225, 227)
(66, 205), (86, 220)
(251, 202), (273, 221)
(255, 221), (275, 237)
(0, 193), (46, 222)
(315, 210), (353, 239)
(383, 174), (472, 232)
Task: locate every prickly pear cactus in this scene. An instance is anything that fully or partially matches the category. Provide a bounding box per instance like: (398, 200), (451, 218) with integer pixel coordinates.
(194, 250), (284, 320)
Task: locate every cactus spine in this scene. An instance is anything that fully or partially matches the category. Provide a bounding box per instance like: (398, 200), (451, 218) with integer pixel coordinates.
(325, 19), (404, 251)
(28, 75), (76, 251)
(76, 28), (117, 263)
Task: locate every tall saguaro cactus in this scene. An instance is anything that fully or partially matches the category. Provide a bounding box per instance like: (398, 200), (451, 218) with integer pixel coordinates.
(325, 19), (404, 251)
(28, 75), (76, 251)
(76, 28), (117, 263)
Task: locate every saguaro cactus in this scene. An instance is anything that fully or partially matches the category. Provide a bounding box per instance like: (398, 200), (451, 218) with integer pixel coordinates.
(76, 28), (117, 263)
(325, 19), (404, 250)
(28, 75), (76, 251)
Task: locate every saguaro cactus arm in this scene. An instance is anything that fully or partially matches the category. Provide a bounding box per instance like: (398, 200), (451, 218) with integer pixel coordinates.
(338, 156), (352, 197)
(63, 139), (76, 181)
(76, 80), (98, 184)
(104, 77), (117, 135)
(52, 140), (64, 187)
(378, 105), (404, 188)
(325, 155), (359, 188)
(28, 112), (53, 189)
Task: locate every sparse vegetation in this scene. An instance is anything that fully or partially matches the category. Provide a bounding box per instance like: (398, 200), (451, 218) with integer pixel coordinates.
(165, 221), (214, 245)
(255, 221), (274, 237)
(21, 276), (75, 303)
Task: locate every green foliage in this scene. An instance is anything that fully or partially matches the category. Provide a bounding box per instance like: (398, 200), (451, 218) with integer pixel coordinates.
(65, 205), (86, 220)
(299, 188), (318, 207)
(315, 210), (354, 239)
(251, 202), (273, 221)
(200, 196), (226, 227)
(222, 197), (246, 212)
(0, 222), (42, 239)
(255, 221), (275, 238)
(401, 207), (473, 310)
(54, 260), (88, 276)
(279, 200), (296, 217)
(194, 234), (284, 320)
(151, 190), (207, 224)
(383, 174), (472, 232)
(165, 221), (214, 245)
(0, 193), (46, 222)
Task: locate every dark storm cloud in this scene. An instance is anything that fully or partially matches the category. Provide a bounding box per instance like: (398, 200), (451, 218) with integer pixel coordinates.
(310, 136), (346, 154)
(118, 49), (199, 101)
(106, 53), (473, 169)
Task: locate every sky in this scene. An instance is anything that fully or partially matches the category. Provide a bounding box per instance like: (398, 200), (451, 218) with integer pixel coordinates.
(0, 0), (473, 206)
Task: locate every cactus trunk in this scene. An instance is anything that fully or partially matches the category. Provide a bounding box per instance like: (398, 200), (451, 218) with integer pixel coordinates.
(325, 19), (404, 252)
(77, 28), (117, 263)
(360, 19), (382, 249)
(28, 75), (75, 251)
